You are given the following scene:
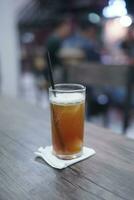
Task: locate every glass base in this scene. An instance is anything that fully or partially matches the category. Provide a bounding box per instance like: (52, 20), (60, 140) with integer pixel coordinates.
(53, 150), (83, 160)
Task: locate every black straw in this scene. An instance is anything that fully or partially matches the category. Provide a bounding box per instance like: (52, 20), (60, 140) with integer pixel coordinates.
(47, 51), (64, 149)
(47, 51), (55, 91)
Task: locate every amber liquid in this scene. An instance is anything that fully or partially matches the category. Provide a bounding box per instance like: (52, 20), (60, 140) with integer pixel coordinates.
(50, 101), (85, 158)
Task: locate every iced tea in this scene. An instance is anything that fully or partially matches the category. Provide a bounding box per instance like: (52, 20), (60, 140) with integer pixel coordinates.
(49, 84), (85, 159)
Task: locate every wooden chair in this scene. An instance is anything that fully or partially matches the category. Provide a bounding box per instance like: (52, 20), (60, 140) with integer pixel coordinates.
(67, 62), (134, 133)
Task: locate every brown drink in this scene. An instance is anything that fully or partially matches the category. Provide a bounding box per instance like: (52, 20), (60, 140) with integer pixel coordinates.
(49, 84), (86, 159)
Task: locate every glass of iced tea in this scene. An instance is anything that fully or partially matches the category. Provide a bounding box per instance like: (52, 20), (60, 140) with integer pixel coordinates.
(49, 83), (86, 159)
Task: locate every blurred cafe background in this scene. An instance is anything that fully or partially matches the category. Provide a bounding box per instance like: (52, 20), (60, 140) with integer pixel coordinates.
(0, 0), (134, 137)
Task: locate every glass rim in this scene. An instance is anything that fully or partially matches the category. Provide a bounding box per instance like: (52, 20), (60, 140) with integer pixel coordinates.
(49, 83), (86, 93)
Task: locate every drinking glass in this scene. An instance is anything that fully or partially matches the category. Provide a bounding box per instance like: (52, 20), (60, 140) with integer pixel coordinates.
(49, 83), (86, 159)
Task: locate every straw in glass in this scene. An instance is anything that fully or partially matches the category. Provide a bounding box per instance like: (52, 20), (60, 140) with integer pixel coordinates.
(47, 51), (65, 151)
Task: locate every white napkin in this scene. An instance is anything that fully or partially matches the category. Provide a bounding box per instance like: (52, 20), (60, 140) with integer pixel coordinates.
(34, 146), (96, 169)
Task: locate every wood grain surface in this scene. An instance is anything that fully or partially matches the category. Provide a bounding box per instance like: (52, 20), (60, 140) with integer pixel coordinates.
(0, 96), (134, 200)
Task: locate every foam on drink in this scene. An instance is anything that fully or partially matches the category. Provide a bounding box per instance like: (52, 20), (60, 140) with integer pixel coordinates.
(50, 93), (85, 105)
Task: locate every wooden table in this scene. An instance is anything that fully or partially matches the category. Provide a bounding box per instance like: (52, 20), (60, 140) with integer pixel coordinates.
(0, 96), (134, 200)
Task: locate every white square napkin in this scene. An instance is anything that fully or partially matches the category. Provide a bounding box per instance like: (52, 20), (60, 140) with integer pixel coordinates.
(34, 146), (96, 169)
